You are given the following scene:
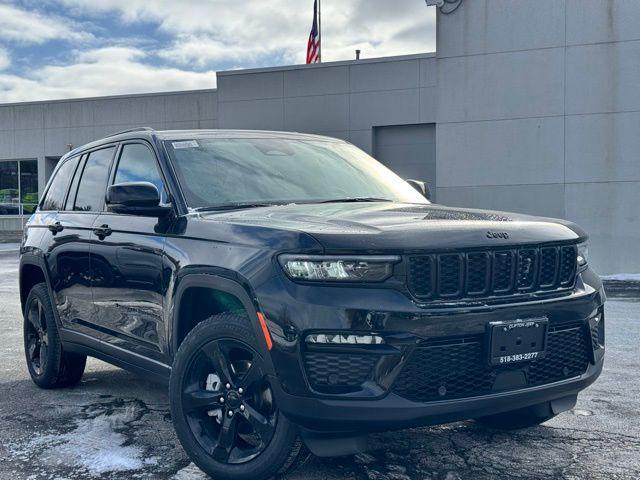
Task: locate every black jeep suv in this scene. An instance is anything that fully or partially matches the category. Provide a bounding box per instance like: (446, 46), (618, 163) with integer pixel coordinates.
(20, 128), (605, 480)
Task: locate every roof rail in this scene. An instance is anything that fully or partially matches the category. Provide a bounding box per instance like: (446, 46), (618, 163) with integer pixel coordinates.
(106, 126), (156, 138)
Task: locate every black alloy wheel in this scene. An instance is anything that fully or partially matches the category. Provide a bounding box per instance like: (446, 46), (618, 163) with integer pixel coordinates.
(25, 296), (49, 376)
(181, 338), (277, 464)
(23, 283), (87, 389)
(170, 313), (306, 480)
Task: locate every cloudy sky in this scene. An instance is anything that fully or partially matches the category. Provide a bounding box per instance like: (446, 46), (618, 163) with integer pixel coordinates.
(0, 0), (436, 103)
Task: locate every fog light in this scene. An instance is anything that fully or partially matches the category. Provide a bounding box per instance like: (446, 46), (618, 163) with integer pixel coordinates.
(305, 333), (385, 345)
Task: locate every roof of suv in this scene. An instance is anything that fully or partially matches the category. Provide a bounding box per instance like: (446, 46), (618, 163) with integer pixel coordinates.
(65, 128), (344, 159)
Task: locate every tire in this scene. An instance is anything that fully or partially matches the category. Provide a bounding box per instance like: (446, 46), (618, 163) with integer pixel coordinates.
(170, 312), (306, 480)
(23, 283), (87, 389)
(476, 402), (557, 430)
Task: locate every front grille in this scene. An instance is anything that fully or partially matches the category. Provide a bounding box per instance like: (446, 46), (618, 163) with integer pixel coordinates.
(304, 352), (377, 392)
(408, 244), (578, 301)
(392, 323), (590, 403)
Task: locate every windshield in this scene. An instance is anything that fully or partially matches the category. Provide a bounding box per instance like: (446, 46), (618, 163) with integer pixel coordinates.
(163, 137), (429, 209)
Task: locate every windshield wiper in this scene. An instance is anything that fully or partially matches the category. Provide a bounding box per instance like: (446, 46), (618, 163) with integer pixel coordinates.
(316, 197), (394, 204)
(193, 202), (280, 212)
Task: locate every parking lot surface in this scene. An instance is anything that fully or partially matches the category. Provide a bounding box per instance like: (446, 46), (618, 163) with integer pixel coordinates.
(0, 250), (638, 479)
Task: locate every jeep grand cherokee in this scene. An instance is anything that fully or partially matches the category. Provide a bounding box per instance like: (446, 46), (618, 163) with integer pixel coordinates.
(20, 128), (605, 480)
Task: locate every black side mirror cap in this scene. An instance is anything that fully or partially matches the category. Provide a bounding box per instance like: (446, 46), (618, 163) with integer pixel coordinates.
(406, 179), (432, 201)
(106, 182), (171, 217)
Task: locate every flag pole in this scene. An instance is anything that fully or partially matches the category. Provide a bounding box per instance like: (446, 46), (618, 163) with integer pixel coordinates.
(318, 0), (322, 62)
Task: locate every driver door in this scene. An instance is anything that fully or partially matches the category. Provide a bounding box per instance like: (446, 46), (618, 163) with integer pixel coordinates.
(90, 141), (169, 362)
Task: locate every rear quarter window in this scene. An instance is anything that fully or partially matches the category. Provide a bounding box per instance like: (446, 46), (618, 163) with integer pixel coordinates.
(40, 157), (80, 211)
(73, 147), (116, 212)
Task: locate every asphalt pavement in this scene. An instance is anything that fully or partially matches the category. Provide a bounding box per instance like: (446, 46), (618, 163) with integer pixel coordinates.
(0, 249), (638, 479)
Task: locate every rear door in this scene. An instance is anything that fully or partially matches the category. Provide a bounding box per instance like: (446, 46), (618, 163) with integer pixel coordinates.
(59, 146), (117, 336)
(40, 154), (93, 328)
(41, 146), (117, 331)
(90, 141), (169, 361)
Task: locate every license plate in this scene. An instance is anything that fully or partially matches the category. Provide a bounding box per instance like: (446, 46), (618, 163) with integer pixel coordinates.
(488, 317), (548, 365)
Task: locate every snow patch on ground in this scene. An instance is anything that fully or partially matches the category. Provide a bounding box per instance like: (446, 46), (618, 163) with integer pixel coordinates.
(601, 273), (640, 281)
(9, 404), (146, 476)
(172, 463), (209, 479)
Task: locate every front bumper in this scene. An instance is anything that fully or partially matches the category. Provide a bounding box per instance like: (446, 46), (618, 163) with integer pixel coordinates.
(258, 269), (605, 432)
(271, 359), (603, 432)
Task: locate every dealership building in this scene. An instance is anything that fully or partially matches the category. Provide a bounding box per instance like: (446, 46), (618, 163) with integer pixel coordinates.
(0, 0), (637, 275)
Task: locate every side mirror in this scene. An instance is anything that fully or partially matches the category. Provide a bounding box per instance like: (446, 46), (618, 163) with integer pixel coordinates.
(106, 182), (171, 216)
(406, 179), (432, 201)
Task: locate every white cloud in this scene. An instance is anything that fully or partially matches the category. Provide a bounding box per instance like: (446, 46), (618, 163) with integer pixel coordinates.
(60, 0), (436, 66)
(0, 47), (215, 102)
(0, 1), (435, 102)
(0, 3), (91, 44)
(0, 48), (9, 70)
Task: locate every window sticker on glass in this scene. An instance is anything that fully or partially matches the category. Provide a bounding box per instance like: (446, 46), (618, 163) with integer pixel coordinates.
(172, 140), (199, 149)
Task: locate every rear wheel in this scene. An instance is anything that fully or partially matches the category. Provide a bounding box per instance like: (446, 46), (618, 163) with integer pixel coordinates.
(23, 283), (86, 389)
(476, 402), (557, 430)
(170, 313), (306, 480)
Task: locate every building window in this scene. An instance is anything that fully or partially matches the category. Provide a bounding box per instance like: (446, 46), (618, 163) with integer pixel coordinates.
(0, 159), (39, 216)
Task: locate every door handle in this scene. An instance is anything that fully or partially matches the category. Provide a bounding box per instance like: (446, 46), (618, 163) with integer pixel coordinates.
(48, 222), (64, 234)
(93, 224), (112, 239)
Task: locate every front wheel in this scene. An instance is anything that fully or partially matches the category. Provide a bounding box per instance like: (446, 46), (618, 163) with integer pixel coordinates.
(170, 313), (306, 480)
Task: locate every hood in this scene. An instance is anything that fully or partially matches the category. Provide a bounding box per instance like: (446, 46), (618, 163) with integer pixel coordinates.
(196, 202), (586, 252)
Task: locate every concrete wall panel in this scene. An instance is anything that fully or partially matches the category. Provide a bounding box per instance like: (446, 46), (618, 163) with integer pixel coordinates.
(68, 101), (94, 127)
(349, 129), (373, 153)
(438, 48), (565, 123)
(217, 72), (283, 102)
(349, 59), (420, 93)
(419, 87), (437, 123)
(164, 120), (199, 130)
(349, 89), (420, 130)
(437, 117), (564, 187)
(218, 99), (284, 130)
(436, 184), (566, 219)
(284, 66), (349, 97)
(164, 93), (199, 123)
(565, 181), (640, 274)
(567, 40), (640, 114)
(44, 126), (94, 156)
(13, 105), (43, 130)
(0, 131), (14, 159)
(14, 129), (44, 158)
(44, 103), (71, 129)
(567, 0), (640, 45)
(437, 0), (565, 58)
(284, 95), (349, 132)
(0, 106), (13, 130)
(198, 92), (218, 119)
(419, 57), (437, 87)
(566, 111), (640, 183)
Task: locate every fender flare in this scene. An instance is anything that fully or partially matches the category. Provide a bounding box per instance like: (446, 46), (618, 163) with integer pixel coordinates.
(19, 252), (62, 326)
(170, 271), (276, 375)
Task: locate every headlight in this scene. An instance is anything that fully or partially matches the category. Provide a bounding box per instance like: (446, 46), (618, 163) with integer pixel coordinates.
(577, 242), (589, 270)
(279, 255), (400, 282)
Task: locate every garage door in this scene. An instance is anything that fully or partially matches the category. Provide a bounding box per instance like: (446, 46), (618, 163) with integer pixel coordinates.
(373, 123), (436, 198)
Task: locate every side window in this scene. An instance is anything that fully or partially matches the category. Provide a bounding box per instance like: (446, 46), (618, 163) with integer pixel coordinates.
(74, 147), (115, 212)
(113, 143), (166, 200)
(40, 157), (79, 211)
(64, 155), (86, 211)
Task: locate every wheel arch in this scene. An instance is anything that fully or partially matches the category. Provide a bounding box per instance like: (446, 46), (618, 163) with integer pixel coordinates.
(19, 255), (50, 313)
(171, 273), (274, 370)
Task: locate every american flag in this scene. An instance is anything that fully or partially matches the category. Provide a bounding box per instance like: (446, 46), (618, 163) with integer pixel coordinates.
(306, 0), (320, 64)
